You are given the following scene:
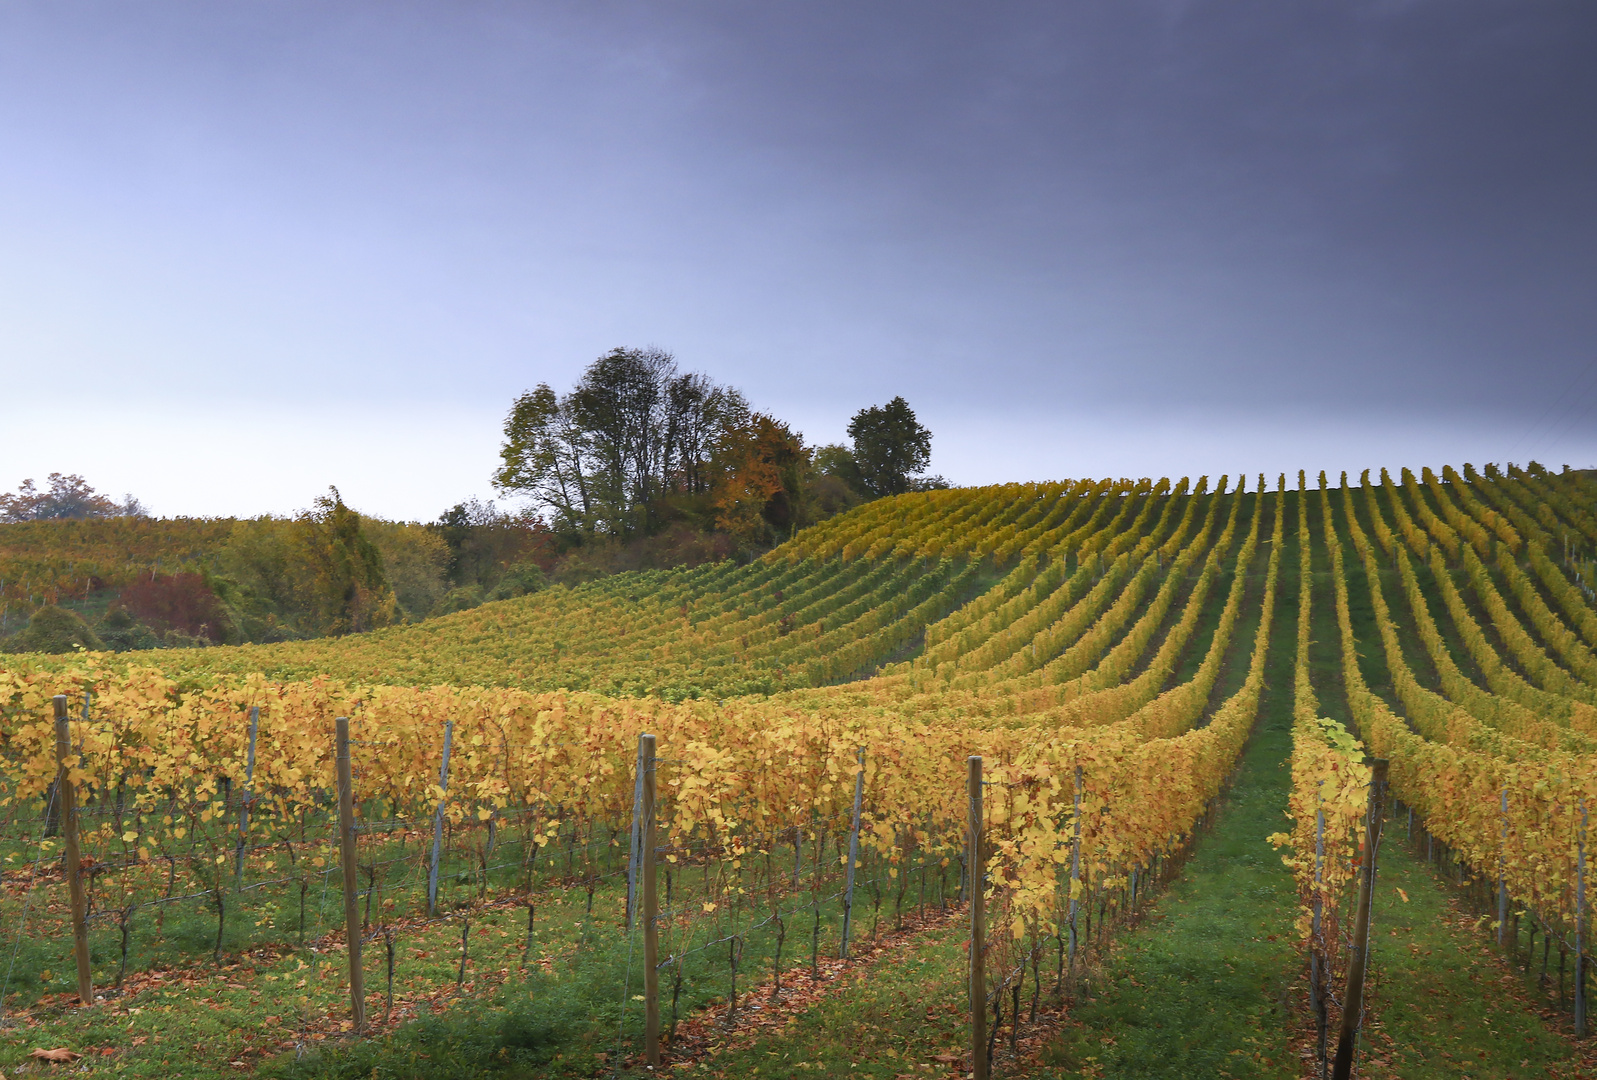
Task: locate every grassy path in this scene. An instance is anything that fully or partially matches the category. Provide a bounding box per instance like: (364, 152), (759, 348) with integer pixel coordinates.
(674, 920), (974, 1078)
(1346, 831), (1587, 1080)
(1026, 549), (1302, 1080)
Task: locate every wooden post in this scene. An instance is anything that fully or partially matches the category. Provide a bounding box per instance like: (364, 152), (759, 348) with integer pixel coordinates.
(1332, 759), (1388, 1080)
(427, 720), (453, 918)
(235, 705), (259, 887)
(1313, 786), (1327, 1077)
(335, 716), (366, 1033)
(1067, 765), (1082, 984)
(839, 747), (865, 959)
(1498, 787), (1509, 947)
(627, 734), (647, 928)
(54, 696), (93, 1005)
(1577, 799), (1587, 1038)
(969, 756), (988, 1080)
(640, 734), (660, 1067)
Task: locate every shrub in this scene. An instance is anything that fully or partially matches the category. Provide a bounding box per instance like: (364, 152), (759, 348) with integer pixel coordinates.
(431, 585), (486, 617)
(3, 605), (103, 653)
(490, 561), (547, 601)
(97, 606), (165, 652)
(119, 572), (234, 643)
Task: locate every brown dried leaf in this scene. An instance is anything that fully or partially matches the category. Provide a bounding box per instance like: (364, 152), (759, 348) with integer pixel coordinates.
(29, 1048), (80, 1063)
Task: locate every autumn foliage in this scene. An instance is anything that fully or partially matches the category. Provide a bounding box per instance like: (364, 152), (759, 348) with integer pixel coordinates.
(118, 573), (229, 642)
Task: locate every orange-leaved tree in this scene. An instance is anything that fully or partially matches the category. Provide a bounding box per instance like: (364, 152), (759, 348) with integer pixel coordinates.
(713, 415), (808, 546)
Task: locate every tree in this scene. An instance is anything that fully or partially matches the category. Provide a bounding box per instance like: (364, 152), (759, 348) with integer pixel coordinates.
(119, 573), (234, 643)
(712, 414), (809, 546)
(812, 443), (864, 491)
(214, 489), (400, 638)
(362, 520), (452, 621)
(431, 499), (554, 593)
(567, 346), (678, 531)
(2, 605), (103, 654)
(662, 371), (750, 496)
(494, 347), (749, 541)
(845, 397), (935, 498)
(293, 488), (399, 635)
(493, 384), (597, 537)
(0, 473), (145, 522)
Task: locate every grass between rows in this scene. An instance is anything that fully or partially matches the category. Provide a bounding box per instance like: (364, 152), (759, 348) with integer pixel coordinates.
(0, 883), (641, 1078)
(0, 839), (937, 1079)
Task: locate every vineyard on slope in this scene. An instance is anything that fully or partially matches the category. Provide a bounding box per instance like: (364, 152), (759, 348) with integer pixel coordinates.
(2, 465), (1597, 1073)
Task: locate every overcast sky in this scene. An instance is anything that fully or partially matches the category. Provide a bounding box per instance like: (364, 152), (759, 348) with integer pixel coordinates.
(1, 1), (1593, 518)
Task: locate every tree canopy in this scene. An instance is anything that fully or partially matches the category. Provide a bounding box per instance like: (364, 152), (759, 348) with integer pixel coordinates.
(0, 473), (146, 522)
(495, 351), (942, 552)
(842, 396), (942, 497)
(494, 347), (752, 540)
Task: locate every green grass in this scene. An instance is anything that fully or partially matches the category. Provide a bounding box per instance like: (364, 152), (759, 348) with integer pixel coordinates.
(688, 920), (972, 1078)
(0, 829), (906, 1079)
(1027, 523), (1303, 1080)
(0, 819), (631, 1011)
(1348, 828), (1584, 1080)
(0, 887), (626, 1079)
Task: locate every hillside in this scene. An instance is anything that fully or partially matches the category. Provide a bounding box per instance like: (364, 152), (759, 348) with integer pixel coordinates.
(0, 508), (548, 647)
(50, 464), (1597, 710)
(2, 462), (1596, 1078)
(0, 516), (236, 608)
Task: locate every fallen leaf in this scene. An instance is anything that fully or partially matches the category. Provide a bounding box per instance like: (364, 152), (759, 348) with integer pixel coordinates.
(29, 1048), (80, 1063)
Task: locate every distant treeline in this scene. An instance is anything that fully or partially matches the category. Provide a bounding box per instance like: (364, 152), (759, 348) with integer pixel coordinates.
(1, 349), (946, 654)
(494, 347), (944, 554)
(0, 490), (552, 654)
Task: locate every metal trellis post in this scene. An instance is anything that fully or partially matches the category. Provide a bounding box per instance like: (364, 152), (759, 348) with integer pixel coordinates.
(1577, 799), (1587, 1038)
(427, 720), (453, 918)
(236, 705), (259, 887)
(840, 747), (866, 959)
(54, 696), (92, 1005)
(1332, 759), (1388, 1080)
(627, 733), (647, 928)
(969, 755), (987, 1080)
(641, 734), (660, 1066)
(335, 716), (366, 1033)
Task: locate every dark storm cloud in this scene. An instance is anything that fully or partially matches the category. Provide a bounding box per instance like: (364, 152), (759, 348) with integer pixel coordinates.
(625, 1), (1597, 410)
(0, 0), (1593, 503)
